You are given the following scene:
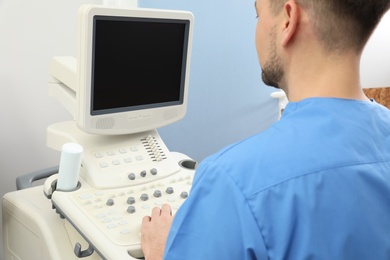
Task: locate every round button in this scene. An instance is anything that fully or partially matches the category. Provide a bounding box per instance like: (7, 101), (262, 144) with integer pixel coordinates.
(140, 170), (147, 177)
(153, 190), (162, 198)
(128, 173), (136, 180)
(150, 168), (158, 175)
(180, 191), (189, 199)
(127, 197), (135, 205)
(106, 199), (114, 206)
(140, 193), (149, 201)
(166, 187), (174, 194)
(127, 206), (136, 214)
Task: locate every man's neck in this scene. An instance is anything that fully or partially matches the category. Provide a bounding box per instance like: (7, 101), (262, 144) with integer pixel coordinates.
(283, 49), (369, 103)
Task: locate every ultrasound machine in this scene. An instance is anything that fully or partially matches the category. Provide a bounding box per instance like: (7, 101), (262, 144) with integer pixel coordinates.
(2, 4), (195, 259)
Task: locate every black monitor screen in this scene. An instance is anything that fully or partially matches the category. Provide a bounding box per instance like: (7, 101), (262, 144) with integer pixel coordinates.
(91, 16), (190, 115)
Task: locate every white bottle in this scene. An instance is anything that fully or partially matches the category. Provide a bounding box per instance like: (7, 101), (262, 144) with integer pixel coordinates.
(57, 143), (83, 191)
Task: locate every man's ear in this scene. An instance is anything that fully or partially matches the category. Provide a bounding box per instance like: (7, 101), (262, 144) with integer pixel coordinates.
(281, 0), (299, 47)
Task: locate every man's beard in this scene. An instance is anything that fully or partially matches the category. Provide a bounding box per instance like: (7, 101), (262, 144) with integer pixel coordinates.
(261, 28), (284, 89)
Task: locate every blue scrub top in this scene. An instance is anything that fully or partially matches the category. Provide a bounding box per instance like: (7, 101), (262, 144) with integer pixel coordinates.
(165, 98), (390, 259)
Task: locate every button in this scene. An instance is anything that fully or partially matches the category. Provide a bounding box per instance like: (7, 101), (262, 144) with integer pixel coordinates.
(83, 201), (92, 206)
(124, 157), (132, 163)
(131, 146), (138, 152)
(79, 193), (94, 200)
(96, 213), (107, 218)
(121, 228), (131, 234)
(102, 218), (112, 223)
(107, 151), (116, 156)
(119, 148), (128, 154)
(127, 206), (136, 214)
(150, 168), (158, 175)
(106, 199), (114, 206)
(140, 193), (149, 201)
(127, 197), (136, 205)
(180, 191), (189, 199)
(153, 190), (162, 198)
(128, 173), (136, 180)
(118, 220), (128, 225)
(136, 155), (143, 161)
(99, 162), (109, 168)
(140, 170), (147, 177)
(112, 160), (121, 165)
(95, 152), (104, 158)
(107, 223), (118, 229)
(166, 187), (174, 194)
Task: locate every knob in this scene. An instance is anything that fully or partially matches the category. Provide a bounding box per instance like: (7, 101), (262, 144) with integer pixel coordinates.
(127, 197), (135, 205)
(153, 190), (162, 198)
(180, 191), (189, 199)
(127, 206), (136, 214)
(150, 168), (158, 175)
(128, 173), (136, 180)
(140, 193), (149, 201)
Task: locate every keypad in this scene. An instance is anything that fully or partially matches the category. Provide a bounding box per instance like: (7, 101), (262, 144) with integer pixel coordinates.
(71, 171), (193, 246)
(93, 145), (144, 169)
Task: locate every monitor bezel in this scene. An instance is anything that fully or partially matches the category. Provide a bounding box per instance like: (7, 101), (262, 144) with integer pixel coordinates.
(76, 5), (193, 135)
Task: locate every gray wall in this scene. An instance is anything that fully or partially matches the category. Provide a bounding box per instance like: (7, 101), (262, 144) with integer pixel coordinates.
(360, 10), (390, 88)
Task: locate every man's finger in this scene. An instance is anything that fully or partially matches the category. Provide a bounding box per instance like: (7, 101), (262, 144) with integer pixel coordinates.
(151, 206), (162, 218)
(142, 215), (151, 225)
(161, 204), (172, 216)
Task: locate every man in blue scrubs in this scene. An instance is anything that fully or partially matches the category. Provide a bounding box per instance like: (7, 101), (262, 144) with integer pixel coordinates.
(141, 0), (390, 259)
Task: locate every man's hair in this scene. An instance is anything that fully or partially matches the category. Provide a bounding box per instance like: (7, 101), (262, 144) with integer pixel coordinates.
(270, 0), (390, 53)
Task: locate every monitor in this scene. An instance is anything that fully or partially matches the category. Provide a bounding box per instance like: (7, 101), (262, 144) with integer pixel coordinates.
(76, 5), (194, 135)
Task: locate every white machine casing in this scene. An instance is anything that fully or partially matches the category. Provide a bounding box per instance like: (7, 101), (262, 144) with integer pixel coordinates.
(3, 185), (101, 259)
(3, 149), (195, 260)
(47, 121), (183, 189)
(3, 121), (196, 259)
(46, 122), (196, 259)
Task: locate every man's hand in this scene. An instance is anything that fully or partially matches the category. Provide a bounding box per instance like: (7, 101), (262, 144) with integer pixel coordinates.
(141, 204), (174, 260)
